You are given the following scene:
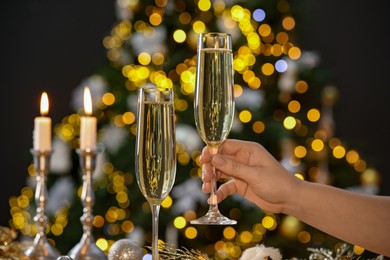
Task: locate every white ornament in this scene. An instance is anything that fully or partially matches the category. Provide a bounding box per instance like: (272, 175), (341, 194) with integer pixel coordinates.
(176, 124), (202, 153)
(46, 177), (75, 215)
(235, 89), (264, 110)
(101, 124), (128, 154)
(50, 137), (72, 174)
(240, 244), (282, 260)
(171, 178), (207, 214)
(130, 26), (167, 55)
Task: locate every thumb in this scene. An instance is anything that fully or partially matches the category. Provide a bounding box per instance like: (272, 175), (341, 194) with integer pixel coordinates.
(212, 154), (258, 183)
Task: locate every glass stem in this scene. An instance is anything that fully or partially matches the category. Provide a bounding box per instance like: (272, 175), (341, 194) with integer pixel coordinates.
(151, 203), (161, 260)
(209, 145), (219, 211)
(209, 165), (218, 209)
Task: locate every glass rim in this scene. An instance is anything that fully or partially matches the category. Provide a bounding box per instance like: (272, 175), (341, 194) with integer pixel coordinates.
(138, 85), (173, 92)
(197, 32), (232, 50)
(199, 32), (232, 37)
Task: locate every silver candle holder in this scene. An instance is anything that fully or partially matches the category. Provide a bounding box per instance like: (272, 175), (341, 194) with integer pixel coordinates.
(68, 145), (107, 260)
(25, 149), (61, 260)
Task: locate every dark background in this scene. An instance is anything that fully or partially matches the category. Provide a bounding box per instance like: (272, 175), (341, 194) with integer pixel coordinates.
(1, 0), (389, 227)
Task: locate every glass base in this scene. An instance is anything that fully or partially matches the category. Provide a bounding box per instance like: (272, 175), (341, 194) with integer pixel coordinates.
(190, 206), (237, 225)
(25, 242), (61, 260)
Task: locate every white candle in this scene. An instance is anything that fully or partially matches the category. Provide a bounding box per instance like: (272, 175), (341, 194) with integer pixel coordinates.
(80, 87), (97, 150)
(33, 92), (52, 151)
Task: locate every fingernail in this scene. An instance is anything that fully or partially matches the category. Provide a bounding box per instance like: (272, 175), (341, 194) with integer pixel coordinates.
(212, 155), (224, 165)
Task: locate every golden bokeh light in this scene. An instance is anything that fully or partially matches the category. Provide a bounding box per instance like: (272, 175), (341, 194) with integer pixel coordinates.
(152, 52), (165, 65)
(223, 226), (236, 240)
(96, 238), (108, 251)
(346, 150), (360, 164)
(161, 195), (173, 208)
(282, 16), (295, 30)
(122, 112), (135, 124)
(149, 13), (162, 26)
(295, 80), (308, 93)
(179, 12), (192, 24)
(239, 110), (252, 123)
(298, 231), (311, 244)
(333, 145), (346, 159)
(294, 145), (307, 158)
(185, 227), (197, 239)
(307, 108), (320, 122)
(252, 121), (265, 133)
(173, 29), (186, 43)
(173, 216), (187, 229)
(102, 92), (115, 106)
(262, 215), (276, 230)
(122, 220), (135, 233)
(239, 231), (252, 244)
(288, 46), (301, 60)
(283, 116), (296, 130)
(198, 0), (211, 11)
(311, 139), (324, 152)
(193, 21), (206, 34)
(93, 215), (105, 228)
(288, 100), (301, 113)
(138, 52), (151, 65)
(258, 24), (271, 37)
(261, 63), (275, 76)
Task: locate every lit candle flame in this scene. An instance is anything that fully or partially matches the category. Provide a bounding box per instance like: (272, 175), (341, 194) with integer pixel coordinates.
(83, 87), (93, 116)
(40, 92), (49, 116)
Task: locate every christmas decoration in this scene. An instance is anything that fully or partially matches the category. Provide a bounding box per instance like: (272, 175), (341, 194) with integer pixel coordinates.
(155, 243), (210, 260)
(306, 243), (384, 260)
(0, 226), (29, 259)
(240, 244), (282, 260)
(107, 239), (143, 260)
(8, 0), (383, 258)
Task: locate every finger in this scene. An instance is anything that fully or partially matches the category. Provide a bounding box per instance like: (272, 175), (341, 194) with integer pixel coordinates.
(208, 180), (239, 204)
(199, 146), (212, 163)
(212, 154), (260, 183)
(200, 140), (251, 163)
(202, 163), (229, 182)
(202, 181), (211, 193)
(201, 163), (213, 182)
(219, 139), (255, 156)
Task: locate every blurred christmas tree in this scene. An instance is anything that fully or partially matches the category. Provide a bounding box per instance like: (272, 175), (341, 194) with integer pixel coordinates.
(8, 0), (382, 259)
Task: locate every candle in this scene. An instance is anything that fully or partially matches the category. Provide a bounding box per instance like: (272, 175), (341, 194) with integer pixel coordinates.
(33, 92), (52, 151)
(80, 87), (97, 150)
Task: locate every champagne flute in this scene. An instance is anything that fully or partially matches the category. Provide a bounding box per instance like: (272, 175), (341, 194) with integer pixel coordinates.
(191, 32), (237, 225)
(135, 86), (176, 260)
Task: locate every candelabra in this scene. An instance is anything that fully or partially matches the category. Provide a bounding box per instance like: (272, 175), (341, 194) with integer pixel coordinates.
(68, 145), (107, 260)
(25, 150), (61, 260)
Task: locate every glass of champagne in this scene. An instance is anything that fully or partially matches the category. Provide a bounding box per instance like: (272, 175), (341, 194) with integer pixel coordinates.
(135, 86), (176, 259)
(191, 32), (237, 225)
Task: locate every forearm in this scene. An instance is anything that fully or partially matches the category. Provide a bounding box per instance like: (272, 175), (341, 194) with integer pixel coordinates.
(284, 181), (390, 256)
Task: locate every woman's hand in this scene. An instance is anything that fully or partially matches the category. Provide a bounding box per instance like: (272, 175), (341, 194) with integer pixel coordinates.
(200, 139), (301, 214)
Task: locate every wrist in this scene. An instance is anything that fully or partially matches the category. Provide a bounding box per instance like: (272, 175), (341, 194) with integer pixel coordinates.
(282, 177), (305, 216)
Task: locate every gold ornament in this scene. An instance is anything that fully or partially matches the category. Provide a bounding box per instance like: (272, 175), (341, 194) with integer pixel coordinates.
(108, 239), (143, 260)
(0, 226), (29, 260)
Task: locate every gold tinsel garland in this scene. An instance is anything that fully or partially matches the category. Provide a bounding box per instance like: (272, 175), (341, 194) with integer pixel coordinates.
(0, 226), (29, 260)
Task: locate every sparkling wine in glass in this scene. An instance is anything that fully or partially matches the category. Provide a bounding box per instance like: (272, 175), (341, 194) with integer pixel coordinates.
(135, 86), (176, 259)
(191, 32), (237, 225)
